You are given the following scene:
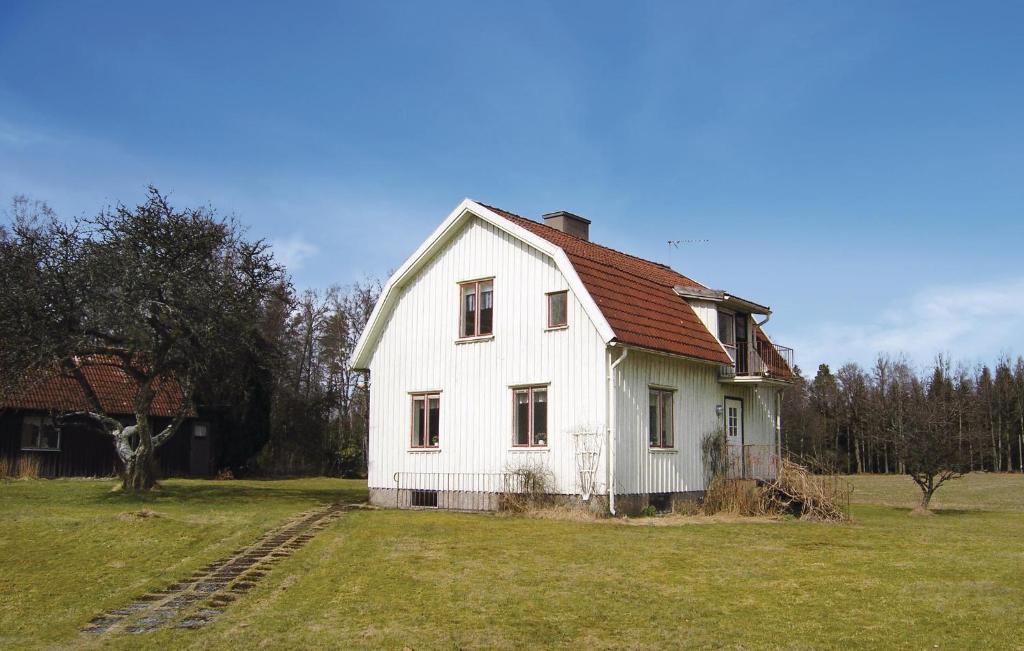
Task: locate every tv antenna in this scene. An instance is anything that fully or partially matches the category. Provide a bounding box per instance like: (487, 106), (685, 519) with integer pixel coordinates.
(666, 238), (711, 267)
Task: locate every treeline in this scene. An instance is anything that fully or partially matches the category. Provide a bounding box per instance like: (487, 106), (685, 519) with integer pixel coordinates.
(781, 355), (1024, 474)
(244, 281), (381, 477)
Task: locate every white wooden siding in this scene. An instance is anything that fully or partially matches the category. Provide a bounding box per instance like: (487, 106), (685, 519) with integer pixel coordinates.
(688, 299), (719, 338)
(614, 349), (781, 494)
(367, 216), (609, 494)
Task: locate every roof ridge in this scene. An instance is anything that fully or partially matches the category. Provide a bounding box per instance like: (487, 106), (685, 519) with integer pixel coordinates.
(477, 201), (678, 270)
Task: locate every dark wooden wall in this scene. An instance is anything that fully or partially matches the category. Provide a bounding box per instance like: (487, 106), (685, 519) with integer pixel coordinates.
(0, 411), (213, 478)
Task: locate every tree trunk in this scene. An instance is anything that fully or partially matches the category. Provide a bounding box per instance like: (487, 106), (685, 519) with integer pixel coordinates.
(920, 487), (933, 510)
(122, 380), (159, 491)
(122, 415), (158, 490)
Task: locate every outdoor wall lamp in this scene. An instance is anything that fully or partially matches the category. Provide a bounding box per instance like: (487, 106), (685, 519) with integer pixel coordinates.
(715, 404), (724, 417)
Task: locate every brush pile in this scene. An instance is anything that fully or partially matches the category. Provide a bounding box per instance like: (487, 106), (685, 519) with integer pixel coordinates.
(762, 458), (851, 522)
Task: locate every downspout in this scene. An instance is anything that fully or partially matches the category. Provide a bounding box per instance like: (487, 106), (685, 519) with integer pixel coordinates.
(607, 346), (629, 516)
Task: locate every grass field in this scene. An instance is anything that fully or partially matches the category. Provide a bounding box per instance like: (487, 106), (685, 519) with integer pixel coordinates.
(1, 474), (1022, 650)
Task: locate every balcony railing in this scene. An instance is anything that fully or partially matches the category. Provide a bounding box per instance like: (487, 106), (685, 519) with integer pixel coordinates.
(721, 339), (794, 380)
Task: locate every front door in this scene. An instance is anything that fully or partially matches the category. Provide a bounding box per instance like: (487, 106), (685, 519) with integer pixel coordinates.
(724, 398), (744, 478)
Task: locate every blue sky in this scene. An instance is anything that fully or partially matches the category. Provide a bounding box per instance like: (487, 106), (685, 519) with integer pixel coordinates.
(2, 1), (1023, 372)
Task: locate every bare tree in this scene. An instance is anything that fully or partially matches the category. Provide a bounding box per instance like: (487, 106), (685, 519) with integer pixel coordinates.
(0, 188), (286, 490)
(901, 363), (969, 513)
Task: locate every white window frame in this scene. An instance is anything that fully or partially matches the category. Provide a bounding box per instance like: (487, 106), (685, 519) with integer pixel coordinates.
(20, 415), (61, 452)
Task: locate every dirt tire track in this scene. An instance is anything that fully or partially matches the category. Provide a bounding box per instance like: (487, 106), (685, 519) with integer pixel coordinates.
(82, 502), (355, 635)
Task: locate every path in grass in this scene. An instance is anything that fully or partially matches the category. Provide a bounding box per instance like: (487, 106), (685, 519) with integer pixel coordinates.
(82, 502), (353, 635)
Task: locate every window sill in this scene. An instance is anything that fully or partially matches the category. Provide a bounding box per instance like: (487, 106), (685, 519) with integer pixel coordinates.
(455, 335), (494, 345)
(20, 447), (60, 453)
(649, 448), (678, 454)
(544, 325), (568, 332)
(407, 448), (441, 454)
(509, 447), (550, 453)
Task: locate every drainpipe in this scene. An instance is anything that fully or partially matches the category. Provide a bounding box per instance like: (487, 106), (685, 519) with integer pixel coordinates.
(607, 346), (629, 516)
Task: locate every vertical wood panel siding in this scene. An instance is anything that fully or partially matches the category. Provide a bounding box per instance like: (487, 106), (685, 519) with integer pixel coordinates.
(614, 350), (781, 494)
(367, 217), (608, 494)
(688, 300), (719, 338)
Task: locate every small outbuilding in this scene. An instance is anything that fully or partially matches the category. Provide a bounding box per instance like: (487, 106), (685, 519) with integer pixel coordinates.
(0, 359), (214, 478)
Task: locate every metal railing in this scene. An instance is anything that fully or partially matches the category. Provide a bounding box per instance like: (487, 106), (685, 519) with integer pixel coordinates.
(721, 340), (794, 379)
(726, 444), (779, 481)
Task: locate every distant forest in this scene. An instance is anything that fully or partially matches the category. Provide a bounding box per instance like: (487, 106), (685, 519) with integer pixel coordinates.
(781, 355), (1024, 474)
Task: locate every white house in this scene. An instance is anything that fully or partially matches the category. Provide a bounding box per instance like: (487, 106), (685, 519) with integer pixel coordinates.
(351, 200), (794, 514)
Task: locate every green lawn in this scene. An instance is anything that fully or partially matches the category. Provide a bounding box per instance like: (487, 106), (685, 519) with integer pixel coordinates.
(2, 474), (1022, 650)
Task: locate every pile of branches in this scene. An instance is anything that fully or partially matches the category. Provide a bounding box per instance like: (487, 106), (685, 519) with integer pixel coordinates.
(762, 458), (852, 522)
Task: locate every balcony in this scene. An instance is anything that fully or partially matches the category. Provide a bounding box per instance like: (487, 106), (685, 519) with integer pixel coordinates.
(720, 338), (794, 382)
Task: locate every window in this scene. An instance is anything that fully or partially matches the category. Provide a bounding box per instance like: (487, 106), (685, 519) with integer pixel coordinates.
(717, 310), (736, 346)
(411, 490), (438, 508)
(547, 291), (568, 328)
(460, 279), (493, 338)
(648, 388), (674, 448)
(21, 416), (60, 451)
(513, 386), (548, 447)
(411, 393), (441, 448)
(727, 405), (740, 439)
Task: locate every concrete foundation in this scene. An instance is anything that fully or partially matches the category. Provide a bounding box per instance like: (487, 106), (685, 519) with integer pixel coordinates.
(369, 486), (704, 516)
(612, 491), (704, 516)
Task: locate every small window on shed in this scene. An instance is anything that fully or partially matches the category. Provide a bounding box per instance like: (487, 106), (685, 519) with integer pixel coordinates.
(20, 416), (60, 451)
(547, 291), (568, 328)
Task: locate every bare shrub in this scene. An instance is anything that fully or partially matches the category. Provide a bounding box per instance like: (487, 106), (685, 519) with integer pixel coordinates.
(16, 455), (40, 480)
(0, 456), (12, 479)
(700, 428), (771, 516)
(700, 428), (729, 484)
(500, 460), (555, 513)
(702, 478), (770, 516)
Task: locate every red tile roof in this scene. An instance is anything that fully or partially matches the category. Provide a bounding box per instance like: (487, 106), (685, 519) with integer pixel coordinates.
(1, 358), (194, 417)
(482, 204), (733, 365)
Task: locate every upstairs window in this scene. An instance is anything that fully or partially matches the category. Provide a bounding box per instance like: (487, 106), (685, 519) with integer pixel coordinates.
(547, 291), (568, 328)
(513, 386), (548, 447)
(21, 416), (60, 451)
(717, 310), (736, 347)
(411, 393), (440, 448)
(648, 388), (675, 449)
(460, 279), (493, 338)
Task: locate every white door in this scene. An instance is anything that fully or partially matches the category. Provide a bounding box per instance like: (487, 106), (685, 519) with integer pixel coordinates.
(724, 398), (744, 478)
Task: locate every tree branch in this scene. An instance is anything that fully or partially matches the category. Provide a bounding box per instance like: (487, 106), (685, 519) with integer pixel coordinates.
(152, 378), (194, 449)
(60, 410), (135, 462)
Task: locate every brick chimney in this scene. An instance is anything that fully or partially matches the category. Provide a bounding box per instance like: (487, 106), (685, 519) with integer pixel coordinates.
(542, 211), (591, 241)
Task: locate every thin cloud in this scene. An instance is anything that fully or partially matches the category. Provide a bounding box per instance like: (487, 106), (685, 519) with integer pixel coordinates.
(793, 277), (1024, 371)
(271, 234), (318, 272)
